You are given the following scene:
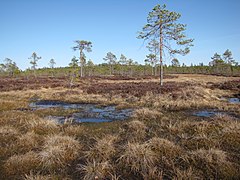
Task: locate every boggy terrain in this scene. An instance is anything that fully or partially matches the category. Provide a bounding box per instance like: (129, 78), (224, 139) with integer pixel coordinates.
(0, 74), (240, 179)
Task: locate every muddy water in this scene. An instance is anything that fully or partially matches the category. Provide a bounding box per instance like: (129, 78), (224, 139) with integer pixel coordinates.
(30, 100), (133, 123)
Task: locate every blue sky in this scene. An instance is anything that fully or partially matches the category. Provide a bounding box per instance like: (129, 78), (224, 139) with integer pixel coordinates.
(0, 0), (240, 70)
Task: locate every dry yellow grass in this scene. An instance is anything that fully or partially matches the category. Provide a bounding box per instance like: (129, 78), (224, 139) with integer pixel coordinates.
(24, 173), (52, 180)
(62, 125), (85, 138)
(85, 135), (117, 162)
(147, 137), (184, 178)
(173, 167), (199, 180)
(164, 74), (239, 83)
(118, 142), (157, 178)
(133, 108), (162, 122)
(26, 118), (59, 135)
(16, 132), (43, 154)
(0, 111), (33, 128)
(188, 148), (238, 179)
(0, 100), (27, 111)
(0, 126), (20, 159)
(78, 160), (113, 180)
(39, 135), (81, 172)
(0, 125), (19, 145)
(148, 137), (183, 159)
(119, 120), (147, 142)
(3, 151), (40, 178)
(24, 172), (72, 180)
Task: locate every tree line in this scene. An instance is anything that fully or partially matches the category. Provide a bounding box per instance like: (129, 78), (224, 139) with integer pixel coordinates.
(1, 47), (239, 78)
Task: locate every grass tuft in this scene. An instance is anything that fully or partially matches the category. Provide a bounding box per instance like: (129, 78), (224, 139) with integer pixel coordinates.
(133, 108), (162, 122)
(39, 135), (81, 172)
(148, 137), (184, 178)
(16, 132), (43, 153)
(24, 172), (71, 180)
(118, 142), (157, 178)
(3, 151), (40, 178)
(0, 126), (20, 159)
(189, 148), (239, 179)
(0, 125), (19, 146)
(119, 120), (147, 142)
(78, 161), (113, 180)
(26, 119), (59, 135)
(62, 125), (85, 138)
(85, 135), (117, 162)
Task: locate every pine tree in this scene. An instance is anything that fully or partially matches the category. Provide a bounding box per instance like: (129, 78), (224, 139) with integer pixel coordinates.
(223, 49), (236, 66)
(103, 52), (117, 75)
(29, 52), (41, 77)
(72, 40), (92, 77)
(138, 4), (193, 86)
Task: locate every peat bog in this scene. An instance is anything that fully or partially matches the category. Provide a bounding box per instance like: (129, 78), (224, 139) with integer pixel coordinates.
(0, 74), (240, 179)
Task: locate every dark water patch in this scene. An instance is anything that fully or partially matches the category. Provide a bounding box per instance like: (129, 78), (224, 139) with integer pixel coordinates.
(30, 100), (133, 123)
(29, 100), (86, 109)
(74, 118), (111, 123)
(228, 98), (240, 104)
(220, 97), (240, 104)
(46, 116), (111, 123)
(193, 111), (222, 118)
(193, 110), (239, 119)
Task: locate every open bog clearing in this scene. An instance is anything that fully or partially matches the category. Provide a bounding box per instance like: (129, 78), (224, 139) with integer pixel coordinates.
(0, 74), (240, 179)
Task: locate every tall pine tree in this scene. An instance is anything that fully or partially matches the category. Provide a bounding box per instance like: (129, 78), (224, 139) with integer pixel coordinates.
(138, 4), (193, 86)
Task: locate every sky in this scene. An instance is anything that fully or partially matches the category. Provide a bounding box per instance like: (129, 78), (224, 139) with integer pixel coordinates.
(0, 0), (240, 70)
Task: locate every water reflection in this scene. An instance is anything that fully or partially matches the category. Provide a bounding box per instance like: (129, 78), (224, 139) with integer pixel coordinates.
(30, 100), (133, 123)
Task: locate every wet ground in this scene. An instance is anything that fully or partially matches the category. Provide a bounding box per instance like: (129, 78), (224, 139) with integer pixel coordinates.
(193, 110), (223, 118)
(29, 100), (133, 123)
(193, 108), (239, 119)
(228, 98), (240, 104)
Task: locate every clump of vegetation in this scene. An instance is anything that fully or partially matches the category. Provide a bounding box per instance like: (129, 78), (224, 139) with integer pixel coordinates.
(85, 135), (117, 162)
(78, 161), (113, 180)
(118, 142), (157, 179)
(16, 132), (43, 154)
(0, 126), (20, 159)
(39, 135), (81, 173)
(24, 173), (52, 180)
(119, 120), (147, 142)
(188, 149), (239, 179)
(133, 108), (162, 122)
(26, 119), (59, 135)
(3, 151), (40, 179)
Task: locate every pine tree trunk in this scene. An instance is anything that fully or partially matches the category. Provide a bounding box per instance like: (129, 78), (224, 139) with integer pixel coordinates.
(80, 65), (83, 77)
(154, 64), (157, 76)
(110, 64), (112, 75)
(159, 25), (163, 86)
(80, 50), (83, 77)
(33, 66), (37, 78)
